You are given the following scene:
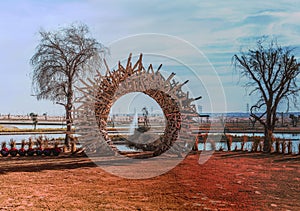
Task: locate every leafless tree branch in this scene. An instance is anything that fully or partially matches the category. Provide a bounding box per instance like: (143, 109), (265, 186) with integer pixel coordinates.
(30, 23), (108, 146)
(233, 37), (300, 152)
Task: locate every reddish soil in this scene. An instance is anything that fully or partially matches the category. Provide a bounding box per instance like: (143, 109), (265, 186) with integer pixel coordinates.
(0, 151), (299, 210)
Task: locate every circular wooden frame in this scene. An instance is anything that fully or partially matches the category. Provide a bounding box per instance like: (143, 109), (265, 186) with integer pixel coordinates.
(76, 54), (200, 156)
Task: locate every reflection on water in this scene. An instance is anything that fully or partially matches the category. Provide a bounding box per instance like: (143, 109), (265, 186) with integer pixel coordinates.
(0, 130), (299, 153)
(1, 124), (65, 130)
(115, 145), (142, 152)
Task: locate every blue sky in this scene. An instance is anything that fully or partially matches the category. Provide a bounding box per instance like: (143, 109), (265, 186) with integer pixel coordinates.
(0, 0), (300, 115)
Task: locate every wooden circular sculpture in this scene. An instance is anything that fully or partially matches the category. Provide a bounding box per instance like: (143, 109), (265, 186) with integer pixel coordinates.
(75, 54), (201, 157)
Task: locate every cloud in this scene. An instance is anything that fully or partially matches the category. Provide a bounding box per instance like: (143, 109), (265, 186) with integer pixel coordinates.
(0, 0), (300, 114)
(242, 15), (279, 25)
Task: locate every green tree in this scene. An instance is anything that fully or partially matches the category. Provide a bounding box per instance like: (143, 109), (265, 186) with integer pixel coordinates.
(233, 39), (300, 152)
(30, 23), (107, 147)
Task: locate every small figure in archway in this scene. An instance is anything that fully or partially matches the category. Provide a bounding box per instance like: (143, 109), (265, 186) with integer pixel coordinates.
(137, 107), (151, 133)
(142, 107), (149, 127)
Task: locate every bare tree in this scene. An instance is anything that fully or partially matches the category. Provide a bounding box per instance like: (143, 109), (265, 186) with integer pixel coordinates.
(31, 23), (107, 147)
(233, 38), (300, 152)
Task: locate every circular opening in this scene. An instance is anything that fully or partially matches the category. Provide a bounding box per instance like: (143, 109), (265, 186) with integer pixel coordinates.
(109, 92), (166, 152)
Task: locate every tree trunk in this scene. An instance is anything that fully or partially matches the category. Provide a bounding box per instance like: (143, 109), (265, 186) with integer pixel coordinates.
(64, 103), (73, 148)
(65, 81), (73, 148)
(263, 127), (273, 152)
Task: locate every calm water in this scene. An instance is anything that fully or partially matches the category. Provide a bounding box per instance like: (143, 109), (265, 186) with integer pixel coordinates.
(0, 129), (299, 153)
(1, 124), (65, 130)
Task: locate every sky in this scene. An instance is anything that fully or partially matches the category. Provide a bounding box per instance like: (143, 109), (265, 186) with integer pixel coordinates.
(0, 0), (300, 115)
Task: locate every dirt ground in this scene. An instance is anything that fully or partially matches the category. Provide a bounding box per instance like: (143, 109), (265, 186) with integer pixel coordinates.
(0, 151), (299, 211)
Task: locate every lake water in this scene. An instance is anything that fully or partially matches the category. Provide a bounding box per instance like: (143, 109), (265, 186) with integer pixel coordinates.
(1, 124), (65, 130)
(0, 128), (299, 153)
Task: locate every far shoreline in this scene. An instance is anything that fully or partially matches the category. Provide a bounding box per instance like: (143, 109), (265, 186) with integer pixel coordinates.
(0, 131), (66, 135)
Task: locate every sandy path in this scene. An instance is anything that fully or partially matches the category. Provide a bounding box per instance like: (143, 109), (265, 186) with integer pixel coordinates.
(0, 151), (299, 210)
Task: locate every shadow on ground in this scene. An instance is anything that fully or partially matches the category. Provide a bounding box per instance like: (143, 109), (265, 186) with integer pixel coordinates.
(1, 151), (299, 174)
(0, 153), (97, 174)
(217, 151), (300, 163)
(0, 152), (174, 174)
